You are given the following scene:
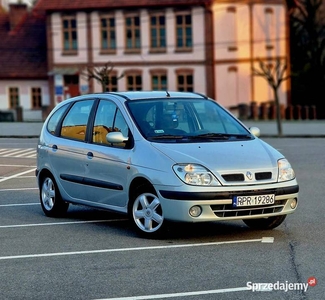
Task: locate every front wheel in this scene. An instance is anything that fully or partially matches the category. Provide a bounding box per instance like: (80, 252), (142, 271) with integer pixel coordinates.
(130, 185), (165, 236)
(243, 215), (287, 230)
(40, 174), (69, 217)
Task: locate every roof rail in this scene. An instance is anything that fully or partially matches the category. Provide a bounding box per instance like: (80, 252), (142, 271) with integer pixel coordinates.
(105, 92), (131, 101)
(191, 92), (208, 99)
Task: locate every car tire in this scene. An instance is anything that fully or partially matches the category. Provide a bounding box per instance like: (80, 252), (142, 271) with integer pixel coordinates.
(243, 215), (287, 230)
(130, 184), (165, 237)
(40, 174), (69, 217)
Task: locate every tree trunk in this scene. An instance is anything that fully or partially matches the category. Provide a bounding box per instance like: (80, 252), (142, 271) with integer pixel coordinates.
(273, 87), (283, 136)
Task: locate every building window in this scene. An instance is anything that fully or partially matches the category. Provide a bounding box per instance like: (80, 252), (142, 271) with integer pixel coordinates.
(105, 73), (118, 92)
(125, 14), (141, 52)
(227, 66), (239, 107)
(31, 87), (42, 109)
(150, 70), (167, 90)
(150, 12), (166, 52)
(175, 11), (192, 51)
(62, 14), (78, 52)
(265, 8), (274, 50)
(227, 7), (237, 51)
(100, 14), (116, 52)
(9, 87), (19, 108)
(126, 72), (142, 91)
(176, 70), (193, 92)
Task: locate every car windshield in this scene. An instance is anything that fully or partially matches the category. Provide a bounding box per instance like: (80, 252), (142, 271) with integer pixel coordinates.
(126, 98), (253, 143)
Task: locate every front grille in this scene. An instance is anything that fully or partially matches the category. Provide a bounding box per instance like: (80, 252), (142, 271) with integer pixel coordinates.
(221, 172), (272, 182)
(255, 172), (272, 180)
(211, 200), (286, 218)
(222, 174), (245, 182)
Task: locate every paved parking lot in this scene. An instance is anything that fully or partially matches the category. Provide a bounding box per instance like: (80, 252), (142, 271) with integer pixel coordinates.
(0, 138), (323, 300)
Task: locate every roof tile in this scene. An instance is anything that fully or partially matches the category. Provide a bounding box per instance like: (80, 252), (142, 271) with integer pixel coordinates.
(35, 0), (211, 11)
(0, 9), (47, 79)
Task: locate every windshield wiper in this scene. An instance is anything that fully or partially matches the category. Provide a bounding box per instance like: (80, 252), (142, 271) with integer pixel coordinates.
(187, 133), (252, 140)
(148, 134), (184, 140)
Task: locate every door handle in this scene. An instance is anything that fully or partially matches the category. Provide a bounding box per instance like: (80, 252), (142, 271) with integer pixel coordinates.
(87, 152), (93, 158)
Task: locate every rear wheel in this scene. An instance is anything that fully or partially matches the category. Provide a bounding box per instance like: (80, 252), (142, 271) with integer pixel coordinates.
(40, 174), (69, 217)
(130, 185), (165, 236)
(243, 215), (286, 230)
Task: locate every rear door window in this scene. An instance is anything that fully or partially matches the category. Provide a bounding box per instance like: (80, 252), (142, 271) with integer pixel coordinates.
(61, 100), (94, 141)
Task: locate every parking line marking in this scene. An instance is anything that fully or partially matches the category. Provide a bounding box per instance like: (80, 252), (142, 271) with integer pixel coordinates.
(0, 164), (36, 167)
(0, 149), (18, 155)
(93, 286), (250, 300)
(0, 203), (39, 207)
(0, 148), (36, 158)
(0, 237), (273, 260)
(2, 149), (34, 157)
(0, 176), (35, 179)
(0, 187), (38, 191)
(0, 168), (35, 183)
(0, 219), (126, 229)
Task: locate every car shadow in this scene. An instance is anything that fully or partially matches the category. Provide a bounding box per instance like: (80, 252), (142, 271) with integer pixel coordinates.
(58, 205), (288, 242)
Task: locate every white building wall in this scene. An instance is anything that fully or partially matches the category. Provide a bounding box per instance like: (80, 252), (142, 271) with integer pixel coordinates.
(216, 63), (251, 107)
(48, 2), (288, 109)
(214, 3), (250, 60)
(84, 7), (207, 96)
(91, 7), (205, 64)
(252, 4), (287, 105)
(0, 80), (49, 120)
(213, 2), (287, 108)
(253, 4), (286, 58)
(213, 3), (251, 108)
(91, 65), (206, 94)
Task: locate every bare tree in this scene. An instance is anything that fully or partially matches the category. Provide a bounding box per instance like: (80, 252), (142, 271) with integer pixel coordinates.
(81, 61), (124, 92)
(252, 58), (290, 136)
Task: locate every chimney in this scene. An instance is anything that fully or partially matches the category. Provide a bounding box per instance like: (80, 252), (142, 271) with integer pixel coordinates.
(9, 3), (28, 31)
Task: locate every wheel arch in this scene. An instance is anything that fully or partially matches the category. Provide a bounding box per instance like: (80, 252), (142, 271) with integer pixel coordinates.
(128, 176), (156, 213)
(37, 168), (55, 187)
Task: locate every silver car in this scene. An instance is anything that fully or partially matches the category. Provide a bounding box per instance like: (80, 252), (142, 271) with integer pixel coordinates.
(36, 91), (299, 236)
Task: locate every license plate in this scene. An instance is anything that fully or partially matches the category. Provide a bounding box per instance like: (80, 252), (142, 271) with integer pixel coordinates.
(233, 194), (275, 207)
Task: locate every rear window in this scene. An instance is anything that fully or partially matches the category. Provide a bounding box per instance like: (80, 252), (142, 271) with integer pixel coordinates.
(47, 104), (69, 135)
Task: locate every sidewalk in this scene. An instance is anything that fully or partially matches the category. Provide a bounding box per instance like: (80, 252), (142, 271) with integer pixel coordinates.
(0, 121), (325, 138)
(243, 120), (325, 137)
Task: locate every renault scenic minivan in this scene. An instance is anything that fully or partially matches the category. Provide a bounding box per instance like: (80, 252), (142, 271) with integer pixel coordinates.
(36, 91), (299, 236)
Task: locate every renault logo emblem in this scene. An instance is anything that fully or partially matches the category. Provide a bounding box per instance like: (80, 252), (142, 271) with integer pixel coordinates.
(246, 171), (253, 180)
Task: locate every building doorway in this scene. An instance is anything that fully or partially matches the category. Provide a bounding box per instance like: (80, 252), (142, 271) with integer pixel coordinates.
(64, 75), (79, 99)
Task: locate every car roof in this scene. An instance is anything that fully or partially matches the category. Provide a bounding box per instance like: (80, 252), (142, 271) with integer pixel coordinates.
(107, 91), (208, 101)
(51, 91), (210, 113)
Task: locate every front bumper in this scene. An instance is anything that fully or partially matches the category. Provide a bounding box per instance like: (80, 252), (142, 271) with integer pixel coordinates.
(157, 183), (299, 222)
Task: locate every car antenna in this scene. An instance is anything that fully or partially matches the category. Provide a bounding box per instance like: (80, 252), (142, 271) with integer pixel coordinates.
(166, 90), (170, 97)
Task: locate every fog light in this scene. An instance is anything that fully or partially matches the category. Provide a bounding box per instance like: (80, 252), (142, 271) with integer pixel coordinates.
(290, 198), (297, 209)
(189, 206), (202, 217)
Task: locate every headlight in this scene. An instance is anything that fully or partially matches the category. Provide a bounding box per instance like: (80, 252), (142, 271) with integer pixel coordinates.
(173, 164), (221, 186)
(278, 158), (295, 182)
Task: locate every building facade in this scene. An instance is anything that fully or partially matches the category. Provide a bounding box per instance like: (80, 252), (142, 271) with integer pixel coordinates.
(0, 0), (289, 120)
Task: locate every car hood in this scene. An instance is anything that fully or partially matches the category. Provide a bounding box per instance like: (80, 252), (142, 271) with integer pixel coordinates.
(151, 138), (283, 185)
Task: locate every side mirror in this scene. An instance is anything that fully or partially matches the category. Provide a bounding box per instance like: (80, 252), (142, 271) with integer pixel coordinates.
(249, 126), (260, 137)
(106, 132), (129, 143)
